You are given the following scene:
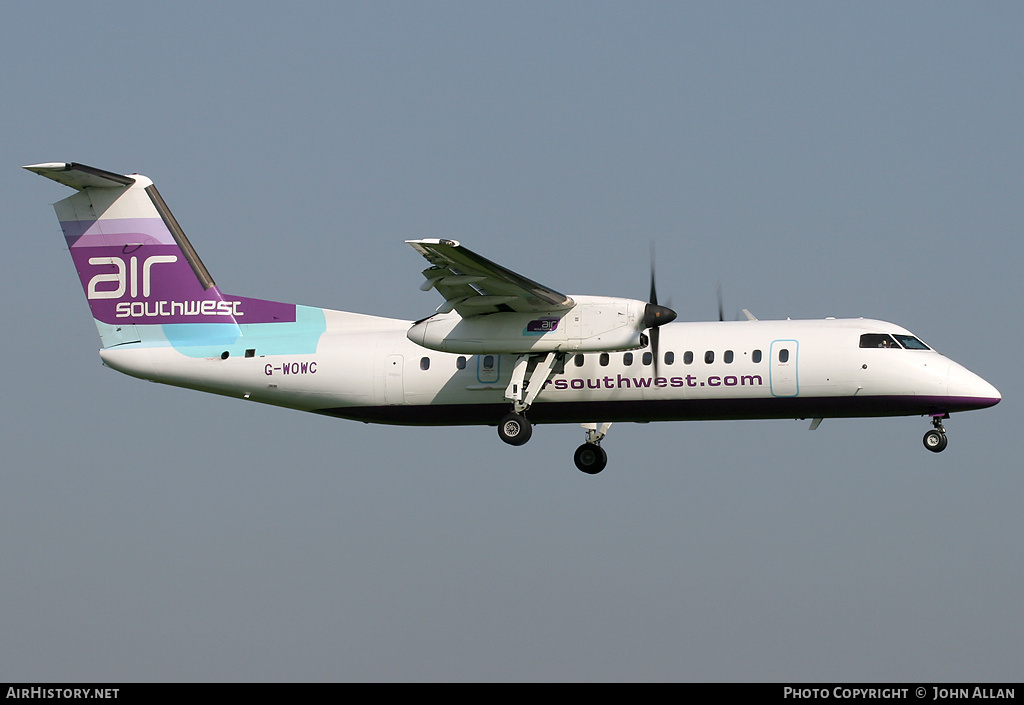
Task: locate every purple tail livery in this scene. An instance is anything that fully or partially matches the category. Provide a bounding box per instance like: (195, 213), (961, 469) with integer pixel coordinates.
(25, 162), (294, 347)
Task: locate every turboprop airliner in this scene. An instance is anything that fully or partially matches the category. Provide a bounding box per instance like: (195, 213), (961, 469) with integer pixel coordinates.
(26, 162), (1001, 473)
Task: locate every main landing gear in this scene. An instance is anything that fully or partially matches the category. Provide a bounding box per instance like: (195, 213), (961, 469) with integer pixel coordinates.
(573, 423), (612, 474)
(923, 414), (949, 453)
(495, 352), (612, 474)
(497, 412), (532, 446)
(497, 412), (611, 474)
(495, 352), (561, 448)
(574, 444), (607, 475)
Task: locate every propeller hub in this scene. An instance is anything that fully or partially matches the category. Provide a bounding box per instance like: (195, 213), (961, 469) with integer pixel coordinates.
(643, 303), (677, 329)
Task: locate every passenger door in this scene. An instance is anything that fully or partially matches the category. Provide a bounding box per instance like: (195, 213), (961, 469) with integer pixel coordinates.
(770, 340), (799, 397)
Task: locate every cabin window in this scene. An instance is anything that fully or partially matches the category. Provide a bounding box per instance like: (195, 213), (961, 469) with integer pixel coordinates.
(483, 355), (495, 369)
(623, 352), (633, 366)
(893, 334), (930, 350)
(704, 351), (714, 364)
(724, 350), (734, 364)
(778, 349), (789, 363)
(683, 351), (693, 365)
(456, 356), (467, 370)
(245, 349), (256, 358)
(642, 351), (653, 366)
(752, 349), (762, 363)
(599, 352), (609, 366)
(664, 351), (675, 365)
(860, 333), (901, 349)
(574, 354), (585, 367)
(420, 357), (430, 371)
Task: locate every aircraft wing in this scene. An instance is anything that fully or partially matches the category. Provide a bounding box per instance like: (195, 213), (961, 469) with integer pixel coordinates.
(407, 239), (575, 316)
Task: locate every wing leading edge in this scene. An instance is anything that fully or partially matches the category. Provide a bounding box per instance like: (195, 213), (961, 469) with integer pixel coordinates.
(407, 239), (574, 316)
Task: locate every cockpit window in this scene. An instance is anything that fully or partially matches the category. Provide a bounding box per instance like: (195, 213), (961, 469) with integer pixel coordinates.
(893, 334), (930, 350)
(859, 333), (901, 349)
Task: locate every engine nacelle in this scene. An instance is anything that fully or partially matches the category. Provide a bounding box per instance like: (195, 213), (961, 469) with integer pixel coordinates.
(407, 295), (650, 354)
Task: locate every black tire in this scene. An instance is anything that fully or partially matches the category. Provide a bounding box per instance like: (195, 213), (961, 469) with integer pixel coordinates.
(573, 443), (608, 474)
(497, 413), (532, 446)
(923, 429), (948, 453)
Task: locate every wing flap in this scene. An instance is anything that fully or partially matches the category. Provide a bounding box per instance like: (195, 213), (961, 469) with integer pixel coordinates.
(407, 239), (574, 316)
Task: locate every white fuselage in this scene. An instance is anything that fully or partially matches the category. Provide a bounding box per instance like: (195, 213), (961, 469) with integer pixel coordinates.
(98, 310), (1000, 427)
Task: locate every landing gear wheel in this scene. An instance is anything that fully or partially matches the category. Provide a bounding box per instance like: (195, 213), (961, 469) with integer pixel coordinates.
(498, 413), (532, 446)
(923, 429), (948, 453)
(574, 443), (608, 474)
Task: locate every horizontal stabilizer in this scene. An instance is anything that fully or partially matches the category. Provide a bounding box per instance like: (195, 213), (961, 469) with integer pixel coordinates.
(23, 162), (136, 191)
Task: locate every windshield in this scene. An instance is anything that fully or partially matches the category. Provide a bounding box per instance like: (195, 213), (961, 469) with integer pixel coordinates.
(859, 333), (931, 350)
(893, 334), (930, 350)
(860, 333), (900, 348)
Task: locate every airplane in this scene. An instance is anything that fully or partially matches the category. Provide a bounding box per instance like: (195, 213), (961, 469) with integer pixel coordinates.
(26, 161), (1001, 474)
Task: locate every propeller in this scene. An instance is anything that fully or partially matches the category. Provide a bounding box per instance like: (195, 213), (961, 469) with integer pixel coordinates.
(716, 281), (753, 321)
(643, 244), (677, 375)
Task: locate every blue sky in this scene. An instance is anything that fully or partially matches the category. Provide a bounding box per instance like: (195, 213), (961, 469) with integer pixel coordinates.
(1, 2), (1021, 681)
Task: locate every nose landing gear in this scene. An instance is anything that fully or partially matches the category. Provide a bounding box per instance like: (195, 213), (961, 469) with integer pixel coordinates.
(923, 414), (948, 453)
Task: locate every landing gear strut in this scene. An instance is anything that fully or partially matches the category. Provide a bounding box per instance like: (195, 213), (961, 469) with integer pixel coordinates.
(494, 353), (613, 474)
(923, 415), (948, 453)
(496, 352), (563, 447)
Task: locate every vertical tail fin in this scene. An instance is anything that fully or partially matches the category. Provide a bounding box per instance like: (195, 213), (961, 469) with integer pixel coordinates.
(25, 162), (295, 348)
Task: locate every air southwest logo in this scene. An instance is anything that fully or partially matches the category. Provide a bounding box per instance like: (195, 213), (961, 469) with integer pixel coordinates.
(86, 254), (244, 318)
(524, 317), (559, 335)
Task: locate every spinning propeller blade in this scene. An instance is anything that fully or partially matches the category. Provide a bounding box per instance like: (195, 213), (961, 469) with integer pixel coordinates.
(644, 244), (676, 375)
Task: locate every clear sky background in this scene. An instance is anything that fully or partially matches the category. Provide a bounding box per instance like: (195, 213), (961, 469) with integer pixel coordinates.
(1, 2), (1021, 682)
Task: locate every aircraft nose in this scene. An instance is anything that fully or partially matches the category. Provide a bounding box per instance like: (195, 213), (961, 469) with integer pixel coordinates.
(978, 377), (1002, 405)
(947, 361), (1001, 409)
